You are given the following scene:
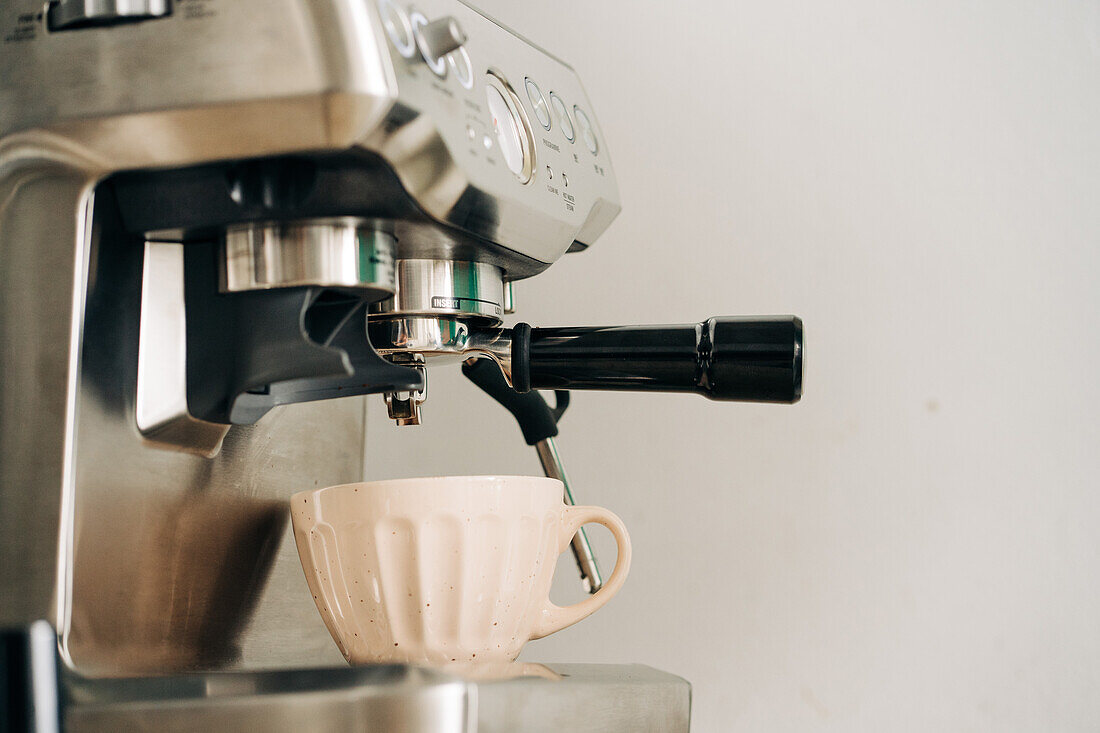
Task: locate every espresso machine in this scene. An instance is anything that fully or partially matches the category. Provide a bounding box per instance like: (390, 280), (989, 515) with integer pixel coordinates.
(0, 0), (802, 730)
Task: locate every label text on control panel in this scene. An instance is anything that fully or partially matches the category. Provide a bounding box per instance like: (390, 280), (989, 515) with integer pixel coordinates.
(3, 12), (39, 43)
(179, 0), (217, 20)
(431, 81), (455, 98)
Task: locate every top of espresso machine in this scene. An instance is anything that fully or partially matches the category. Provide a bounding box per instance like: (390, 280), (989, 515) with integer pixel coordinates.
(0, 0), (620, 276)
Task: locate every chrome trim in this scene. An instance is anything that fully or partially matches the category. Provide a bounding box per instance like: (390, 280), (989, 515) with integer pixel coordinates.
(370, 317), (513, 380)
(485, 69), (537, 184)
(549, 92), (574, 143)
(222, 220), (396, 296)
(536, 437), (603, 594)
(378, 0), (417, 58)
(410, 10), (448, 77)
(573, 104), (599, 155)
(29, 620), (61, 733)
(67, 664), (470, 732)
(59, 663), (689, 732)
(372, 259), (504, 322)
(136, 242), (229, 457)
(524, 77), (552, 131)
(448, 46), (475, 90)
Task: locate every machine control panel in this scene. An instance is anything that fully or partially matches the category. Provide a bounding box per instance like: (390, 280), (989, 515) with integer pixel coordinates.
(46, 0), (171, 31)
(380, 0), (604, 163)
(373, 0), (617, 251)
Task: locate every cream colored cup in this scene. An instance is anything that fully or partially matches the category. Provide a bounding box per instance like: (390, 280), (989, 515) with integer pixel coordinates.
(290, 475), (631, 665)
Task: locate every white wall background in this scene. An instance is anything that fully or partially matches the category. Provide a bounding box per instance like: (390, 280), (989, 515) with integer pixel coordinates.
(366, 1), (1100, 730)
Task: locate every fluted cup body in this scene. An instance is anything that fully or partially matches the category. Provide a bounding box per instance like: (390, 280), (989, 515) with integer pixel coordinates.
(291, 475), (630, 665)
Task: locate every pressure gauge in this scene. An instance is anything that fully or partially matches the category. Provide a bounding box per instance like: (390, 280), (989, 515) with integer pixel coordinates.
(485, 71), (535, 183)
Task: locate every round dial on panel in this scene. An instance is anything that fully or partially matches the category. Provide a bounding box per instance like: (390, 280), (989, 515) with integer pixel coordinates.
(549, 93), (574, 142)
(525, 78), (552, 130)
(485, 72), (536, 183)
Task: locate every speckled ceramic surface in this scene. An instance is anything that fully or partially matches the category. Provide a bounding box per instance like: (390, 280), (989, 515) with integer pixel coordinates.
(291, 475), (630, 665)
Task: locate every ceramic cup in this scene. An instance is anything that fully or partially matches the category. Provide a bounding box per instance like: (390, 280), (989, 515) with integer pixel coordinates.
(290, 475), (630, 665)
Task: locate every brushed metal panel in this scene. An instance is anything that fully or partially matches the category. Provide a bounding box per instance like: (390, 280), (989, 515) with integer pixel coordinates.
(58, 663), (686, 732)
(0, 149), (93, 628)
(59, 184), (364, 673)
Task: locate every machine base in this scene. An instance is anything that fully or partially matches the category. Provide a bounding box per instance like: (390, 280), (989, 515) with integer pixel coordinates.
(4, 624), (690, 732)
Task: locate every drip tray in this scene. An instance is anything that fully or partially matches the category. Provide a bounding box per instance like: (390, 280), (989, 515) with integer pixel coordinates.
(62, 663), (690, 733)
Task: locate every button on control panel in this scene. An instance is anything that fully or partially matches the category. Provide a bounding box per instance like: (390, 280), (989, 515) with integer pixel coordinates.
(525, 78), (551, 131)
(573, 105), (598, 155)
(549, 93), (574, 143)
(46, 0), (171, 31)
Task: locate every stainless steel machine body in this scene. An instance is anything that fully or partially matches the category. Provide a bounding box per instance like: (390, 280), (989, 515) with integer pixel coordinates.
(0, 1), (682, 729)
(1, 1), (803, 729)
(0, 0), (619, 680)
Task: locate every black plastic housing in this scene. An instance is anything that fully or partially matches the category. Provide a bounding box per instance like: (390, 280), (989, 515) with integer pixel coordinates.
(182, 242), (423, 425)
(462, 359), (560, 445)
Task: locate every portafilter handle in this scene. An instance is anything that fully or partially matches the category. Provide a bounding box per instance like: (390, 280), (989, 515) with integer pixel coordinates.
(509, 316), (803, 403)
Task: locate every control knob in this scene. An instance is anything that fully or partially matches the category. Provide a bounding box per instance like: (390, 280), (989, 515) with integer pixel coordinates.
(415, 16), (467, 61)
(47, 0), (171, 30)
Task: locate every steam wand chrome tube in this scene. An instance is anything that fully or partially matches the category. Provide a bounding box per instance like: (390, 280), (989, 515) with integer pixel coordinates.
(463, 359), (603, 594)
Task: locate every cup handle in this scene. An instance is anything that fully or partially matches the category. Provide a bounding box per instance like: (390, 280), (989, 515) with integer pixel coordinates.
(530, 505), (632, 640)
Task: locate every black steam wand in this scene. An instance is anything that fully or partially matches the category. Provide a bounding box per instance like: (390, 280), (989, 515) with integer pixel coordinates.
(459, 315), (803, 591)
(463, 359), (604, 594)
